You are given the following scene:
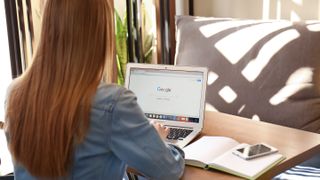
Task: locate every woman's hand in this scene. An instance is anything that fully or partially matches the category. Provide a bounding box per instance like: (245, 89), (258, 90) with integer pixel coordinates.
(151, 121), (169, 141)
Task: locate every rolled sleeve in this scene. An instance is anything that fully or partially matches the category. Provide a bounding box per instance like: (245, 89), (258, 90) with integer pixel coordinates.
(109, 88), (184, 179)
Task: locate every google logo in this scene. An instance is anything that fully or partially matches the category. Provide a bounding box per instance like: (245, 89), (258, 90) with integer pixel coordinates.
(157, 87), (171, 92)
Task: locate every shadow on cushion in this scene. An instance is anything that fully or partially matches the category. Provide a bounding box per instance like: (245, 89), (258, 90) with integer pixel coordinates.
(175, 16), (320, 133)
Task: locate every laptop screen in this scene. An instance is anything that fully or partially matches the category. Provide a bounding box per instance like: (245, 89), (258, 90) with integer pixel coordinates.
(127, 68), (205, 124)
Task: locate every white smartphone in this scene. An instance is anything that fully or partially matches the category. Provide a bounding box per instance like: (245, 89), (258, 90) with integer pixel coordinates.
(232, 143), (278, 160)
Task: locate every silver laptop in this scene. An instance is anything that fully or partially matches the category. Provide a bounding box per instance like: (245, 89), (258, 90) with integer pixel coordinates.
(125, 63), (208, 148)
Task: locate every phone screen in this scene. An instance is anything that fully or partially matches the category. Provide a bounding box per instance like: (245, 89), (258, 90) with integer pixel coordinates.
(237, 144), (271, 157)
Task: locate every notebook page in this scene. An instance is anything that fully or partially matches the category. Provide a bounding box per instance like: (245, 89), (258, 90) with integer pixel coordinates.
(183, 136), (239, 164)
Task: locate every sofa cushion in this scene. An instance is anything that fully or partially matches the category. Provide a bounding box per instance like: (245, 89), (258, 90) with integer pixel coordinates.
(175, 16), (320, 133)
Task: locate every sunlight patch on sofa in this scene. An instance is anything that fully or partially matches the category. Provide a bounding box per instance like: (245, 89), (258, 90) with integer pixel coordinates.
(219, 86), (237, 103)
(269, 67), (314, 106)
(199, 20), (255, 38)
(194, 17), (231, 22)
(205, 103), (218, 112)
(241, 29), (300, 82)
(252, 115), (261, 121)
(207, 71), (219, 85)
(237, 104), (246, 114)
(306, 23), (320, 32)
(214, 22), (292, 64)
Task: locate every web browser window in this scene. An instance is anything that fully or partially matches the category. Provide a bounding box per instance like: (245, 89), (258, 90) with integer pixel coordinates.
(128, 69), (204, 123)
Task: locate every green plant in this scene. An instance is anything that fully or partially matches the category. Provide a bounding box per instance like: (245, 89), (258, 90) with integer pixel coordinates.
(115, 3), (154, 85)
(141, 1), (154, 64)
(115, 10), (128, 85)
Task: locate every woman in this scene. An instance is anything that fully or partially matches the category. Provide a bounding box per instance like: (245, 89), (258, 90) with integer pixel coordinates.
(4, 0), (184, 179)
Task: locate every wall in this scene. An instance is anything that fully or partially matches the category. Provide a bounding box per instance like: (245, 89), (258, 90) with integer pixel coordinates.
(176, 0), (320, 20)
(0, 0), (13, 176)
(0, 0), (12, 121)
(175, 0), (189, 15)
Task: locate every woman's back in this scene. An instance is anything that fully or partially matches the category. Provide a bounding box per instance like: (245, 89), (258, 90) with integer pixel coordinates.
(8, 82), (184, 180)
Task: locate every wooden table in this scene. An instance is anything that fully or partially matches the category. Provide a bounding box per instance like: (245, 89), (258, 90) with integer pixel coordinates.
(181, 111), (320, 180)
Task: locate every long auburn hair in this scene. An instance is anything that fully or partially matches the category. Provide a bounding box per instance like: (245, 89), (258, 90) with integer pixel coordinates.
(5, 0), (114, 177)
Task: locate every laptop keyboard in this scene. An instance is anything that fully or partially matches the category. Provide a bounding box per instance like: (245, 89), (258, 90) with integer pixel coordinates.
(167, 128), (193, 140)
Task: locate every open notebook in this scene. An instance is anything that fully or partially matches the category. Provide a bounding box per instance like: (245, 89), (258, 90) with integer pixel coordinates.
(183, 136), (285, 180)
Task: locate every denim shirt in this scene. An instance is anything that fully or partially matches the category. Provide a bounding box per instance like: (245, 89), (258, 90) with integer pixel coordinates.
(6, 82), (185, 180)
